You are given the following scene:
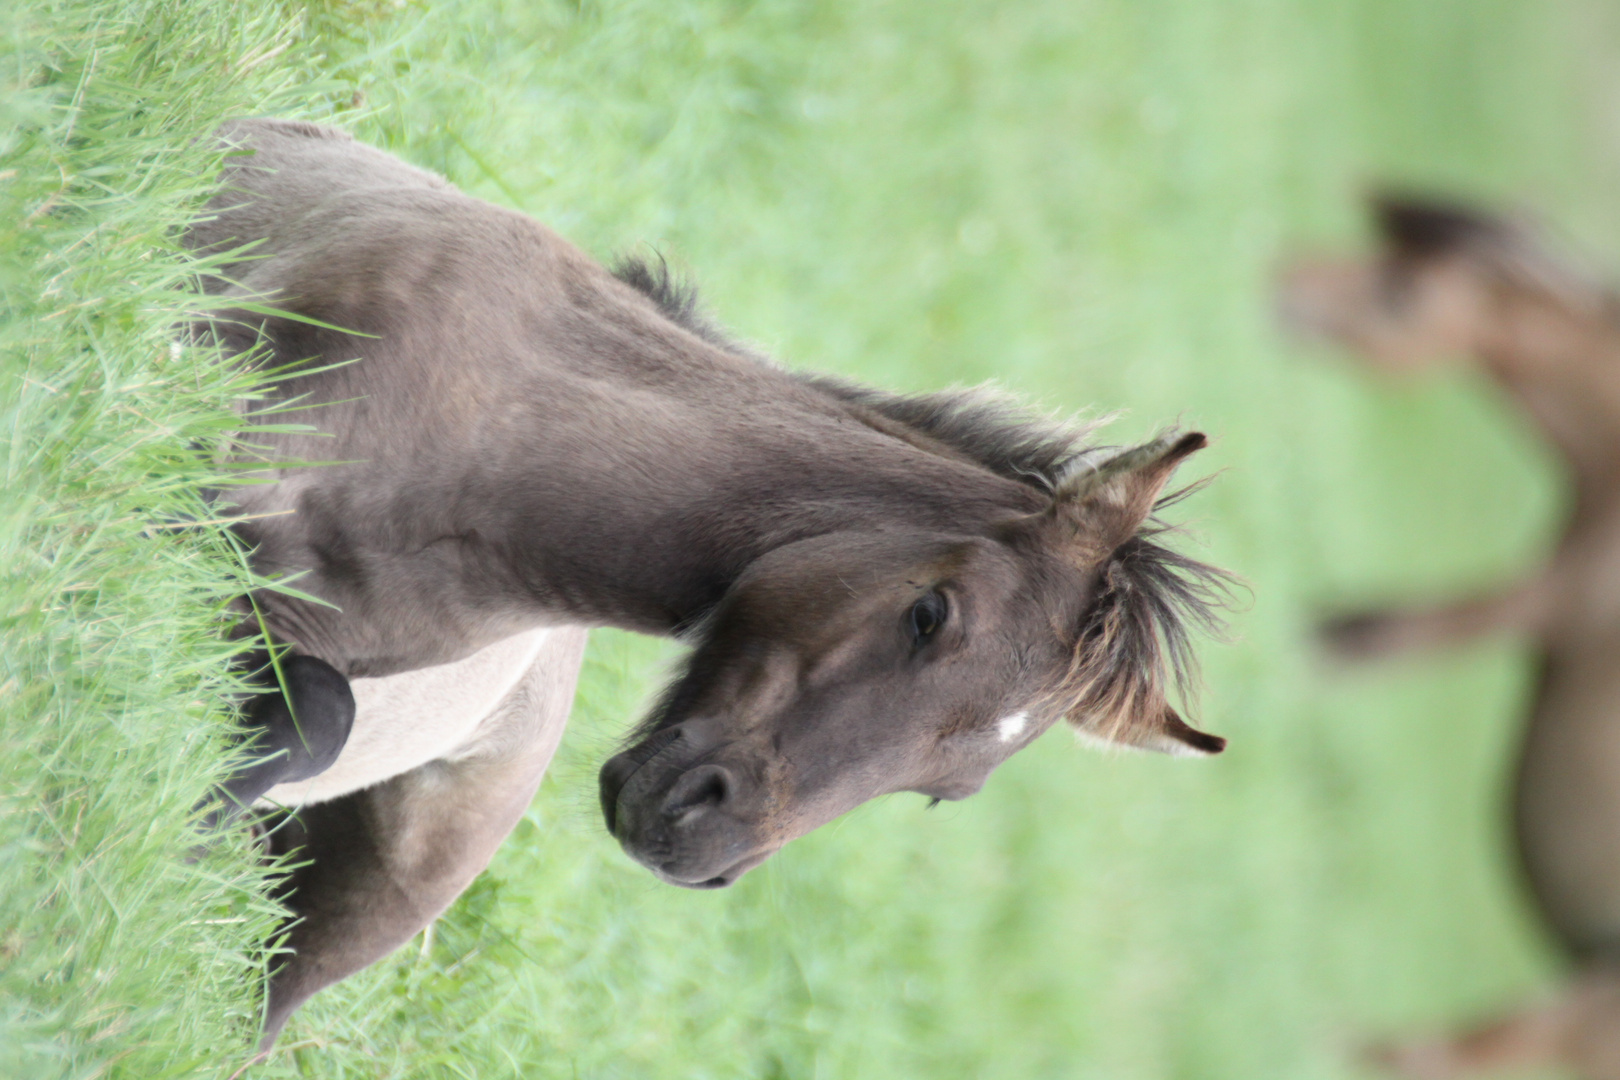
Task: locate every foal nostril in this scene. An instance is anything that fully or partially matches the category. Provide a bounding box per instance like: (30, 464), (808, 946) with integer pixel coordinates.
(661, 764), (735, 821)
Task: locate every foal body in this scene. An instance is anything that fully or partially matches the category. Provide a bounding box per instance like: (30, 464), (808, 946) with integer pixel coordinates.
(195, 119), (1228, 1048)
(1282, 199), (1620, 1079)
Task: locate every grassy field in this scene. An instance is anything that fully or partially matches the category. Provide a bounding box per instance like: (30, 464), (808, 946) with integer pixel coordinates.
(6, 0), (1620, 1076)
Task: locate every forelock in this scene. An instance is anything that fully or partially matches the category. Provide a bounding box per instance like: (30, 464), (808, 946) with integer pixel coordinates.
(1036, 490), (1235, 741)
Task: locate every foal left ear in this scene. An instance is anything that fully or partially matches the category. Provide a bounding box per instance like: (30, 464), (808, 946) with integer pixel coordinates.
(1069, 683), (1228, 758)
(1096, 704), (1227, 757)
(1051, 431), (1208, 557)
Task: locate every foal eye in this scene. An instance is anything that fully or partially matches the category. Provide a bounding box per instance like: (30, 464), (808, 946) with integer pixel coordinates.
(907, 592), (948, 645)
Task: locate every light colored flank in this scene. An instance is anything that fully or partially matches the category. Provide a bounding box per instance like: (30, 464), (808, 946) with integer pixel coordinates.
(996, 710), (1030, 742)
(258, 627), (557, 807)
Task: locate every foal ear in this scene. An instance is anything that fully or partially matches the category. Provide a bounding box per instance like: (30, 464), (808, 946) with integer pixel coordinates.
(1051, 432), (1208, 557)
(1071, 694), (1227, 758)
(1112, 705), (1226, 756)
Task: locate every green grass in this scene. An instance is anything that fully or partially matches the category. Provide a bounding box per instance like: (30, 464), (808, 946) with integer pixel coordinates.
(0, 5), (361, 1077)
(6, 0), (1620, 1076)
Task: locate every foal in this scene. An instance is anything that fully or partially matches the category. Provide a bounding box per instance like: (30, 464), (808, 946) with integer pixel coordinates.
(1282, 197), (1620, 1079)
(193, 118), (1232, 1046)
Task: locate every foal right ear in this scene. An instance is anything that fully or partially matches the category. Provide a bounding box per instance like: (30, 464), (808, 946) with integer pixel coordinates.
(1048, 432), (1208, 562)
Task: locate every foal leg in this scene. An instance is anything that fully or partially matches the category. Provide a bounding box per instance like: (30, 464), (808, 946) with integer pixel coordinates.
(208, 651), (356, 824)
(256, 627), (586, 1051)
(1320, 572), (1557, 661)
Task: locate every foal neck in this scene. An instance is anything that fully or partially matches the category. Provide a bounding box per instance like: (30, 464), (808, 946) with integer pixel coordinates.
(508, 368), (1049, 635)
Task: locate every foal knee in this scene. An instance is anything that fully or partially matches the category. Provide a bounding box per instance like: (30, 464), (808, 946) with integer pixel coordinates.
(212, 653), (356, 817)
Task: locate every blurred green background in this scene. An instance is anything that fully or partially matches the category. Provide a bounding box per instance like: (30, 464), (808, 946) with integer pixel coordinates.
(9, 0), (1620, 1076)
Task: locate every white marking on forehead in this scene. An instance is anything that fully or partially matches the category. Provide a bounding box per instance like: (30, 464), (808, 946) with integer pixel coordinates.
(996, 711), (1030, 743)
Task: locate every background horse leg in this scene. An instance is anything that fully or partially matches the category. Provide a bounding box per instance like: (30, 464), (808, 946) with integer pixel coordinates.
(257, 627), (587, 1051)
(1319, 573), (1556, 660)
(1370, 970), (1620, 1080)
(208, 653), (356, 825)
(1371, 994), (1574, 1078)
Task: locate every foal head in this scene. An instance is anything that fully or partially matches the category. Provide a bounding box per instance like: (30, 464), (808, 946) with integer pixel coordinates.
(600, 432), (1231, 888)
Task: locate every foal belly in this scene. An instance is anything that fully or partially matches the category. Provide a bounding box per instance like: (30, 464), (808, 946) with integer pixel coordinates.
(257, 628), (558, 807)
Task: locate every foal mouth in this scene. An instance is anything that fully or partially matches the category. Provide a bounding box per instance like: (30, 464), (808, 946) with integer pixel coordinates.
(653, 847), (774, 890)
(598, 725), (685, 834)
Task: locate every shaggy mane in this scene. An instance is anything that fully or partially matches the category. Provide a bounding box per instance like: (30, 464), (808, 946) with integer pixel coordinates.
(612, 254), (1103, 490)
(796, 376), (1110, 493)
(612, 254), (756, 354)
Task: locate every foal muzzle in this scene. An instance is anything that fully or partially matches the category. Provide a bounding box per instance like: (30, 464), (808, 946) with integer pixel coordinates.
(598, 719), (775, 888)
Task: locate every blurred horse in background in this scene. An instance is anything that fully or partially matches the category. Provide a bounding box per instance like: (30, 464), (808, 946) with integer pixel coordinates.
(1282, 197), (1620, 1080)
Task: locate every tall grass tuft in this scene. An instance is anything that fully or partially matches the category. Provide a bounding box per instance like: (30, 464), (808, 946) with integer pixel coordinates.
(0, 3), (354, 1074)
